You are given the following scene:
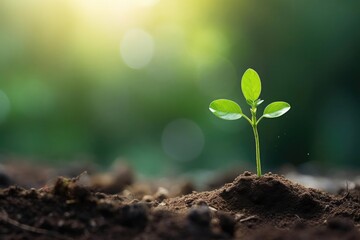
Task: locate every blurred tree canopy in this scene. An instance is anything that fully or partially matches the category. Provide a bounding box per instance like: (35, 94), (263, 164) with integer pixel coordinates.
(0, 0), (359, 175)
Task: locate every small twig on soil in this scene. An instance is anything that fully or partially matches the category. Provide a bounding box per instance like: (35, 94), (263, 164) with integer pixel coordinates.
(72, 171), (88, 182)
(340, 181), (350, 200)
(0, 210), (71, 240)
(239, 215), (259, 223)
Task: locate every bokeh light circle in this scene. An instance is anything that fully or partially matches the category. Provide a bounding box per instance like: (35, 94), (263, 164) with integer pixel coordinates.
(120, 29), (154, 69)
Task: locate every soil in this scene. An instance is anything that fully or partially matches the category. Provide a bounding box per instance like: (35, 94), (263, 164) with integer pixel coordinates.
(1, 171), (360, 240)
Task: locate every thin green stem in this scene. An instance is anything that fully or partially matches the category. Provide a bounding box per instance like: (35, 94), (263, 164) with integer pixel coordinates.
(252, 125), (261, 177)
(250, 106), (261, 177)
(256, 116), (264, 125)
(241, 114), (252, 125)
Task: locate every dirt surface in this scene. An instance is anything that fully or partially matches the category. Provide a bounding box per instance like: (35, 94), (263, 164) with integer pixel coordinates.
(1, 171), (360, 239)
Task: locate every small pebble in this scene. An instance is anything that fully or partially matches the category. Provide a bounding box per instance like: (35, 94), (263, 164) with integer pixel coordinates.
(243, 171), (252, 176)
(218, 211), (236, 236)
(142, 195), (154, 202)
(58, 220), (64, 227)
(121, 203), (148, 228)
(154, 187), (169, 202)
(187, 206), (211, 227)
(194, 199), (207, 206)
(90, 219), (97, 227)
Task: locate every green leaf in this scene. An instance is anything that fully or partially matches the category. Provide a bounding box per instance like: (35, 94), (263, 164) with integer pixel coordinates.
(241, 68), (261, 101)
(209, 99), (243, 120)
(246, 99), (254, 107)
(263, 101), (291, 118)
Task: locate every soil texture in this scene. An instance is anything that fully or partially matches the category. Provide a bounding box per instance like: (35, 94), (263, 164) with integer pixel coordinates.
(1, 171), (360, 239)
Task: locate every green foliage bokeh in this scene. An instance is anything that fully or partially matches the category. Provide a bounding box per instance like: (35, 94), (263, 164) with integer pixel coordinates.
(0, 0), (359, 175)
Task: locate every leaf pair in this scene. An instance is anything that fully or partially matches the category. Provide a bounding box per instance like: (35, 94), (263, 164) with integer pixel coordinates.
(209, 68), (290, 122)
(209, 68), (291, 177)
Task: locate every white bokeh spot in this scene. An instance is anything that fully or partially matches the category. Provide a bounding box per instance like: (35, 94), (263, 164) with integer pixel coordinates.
(120, 29), (154, 69)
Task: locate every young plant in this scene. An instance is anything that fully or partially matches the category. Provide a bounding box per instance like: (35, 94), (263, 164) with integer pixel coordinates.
(209, 68), (290, 177)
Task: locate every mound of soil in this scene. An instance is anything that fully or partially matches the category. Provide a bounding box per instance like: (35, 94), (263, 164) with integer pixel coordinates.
(1, 172), (360, 239)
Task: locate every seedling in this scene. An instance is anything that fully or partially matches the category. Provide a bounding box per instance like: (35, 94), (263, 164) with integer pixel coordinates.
(209, 68), (290, 177)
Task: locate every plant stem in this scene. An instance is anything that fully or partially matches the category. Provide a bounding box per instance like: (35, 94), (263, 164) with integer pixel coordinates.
(251, 106), (261, 177)
(252, 125), (261, 177)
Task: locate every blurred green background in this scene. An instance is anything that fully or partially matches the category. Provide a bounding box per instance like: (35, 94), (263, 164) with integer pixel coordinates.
(0, 0), (359, 176)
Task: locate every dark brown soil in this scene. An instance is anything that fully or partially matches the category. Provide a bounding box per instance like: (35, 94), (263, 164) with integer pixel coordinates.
(1, 171), (360, 239)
